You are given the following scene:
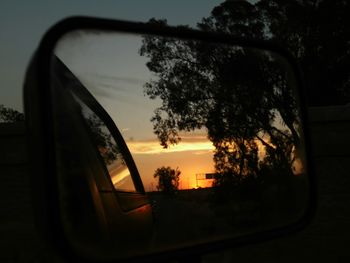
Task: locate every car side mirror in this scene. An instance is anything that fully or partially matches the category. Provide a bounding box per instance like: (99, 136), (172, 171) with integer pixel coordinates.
(24, 17), (316, 262)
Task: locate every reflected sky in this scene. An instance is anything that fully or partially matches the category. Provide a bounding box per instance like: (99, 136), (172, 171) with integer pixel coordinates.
(55, 31), (219, 191)
(56, 32), (159, 140)
(54, 27), (303, 192)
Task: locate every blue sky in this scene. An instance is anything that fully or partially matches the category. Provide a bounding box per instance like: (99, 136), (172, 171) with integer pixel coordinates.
(0, 0), (223, 111)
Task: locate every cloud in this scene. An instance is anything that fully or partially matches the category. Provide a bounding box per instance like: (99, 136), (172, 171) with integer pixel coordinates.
(127, 137), (215, 155)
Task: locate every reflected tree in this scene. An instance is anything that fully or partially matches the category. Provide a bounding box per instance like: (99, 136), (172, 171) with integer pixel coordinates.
(87, 115), (119, 165)
(79, 107), (120, 166)
(154, 166), (181, 195)
(140, 8), (302, 191)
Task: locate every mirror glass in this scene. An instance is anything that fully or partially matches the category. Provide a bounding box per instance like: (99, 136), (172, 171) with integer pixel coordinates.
(50, 29), (309, 259)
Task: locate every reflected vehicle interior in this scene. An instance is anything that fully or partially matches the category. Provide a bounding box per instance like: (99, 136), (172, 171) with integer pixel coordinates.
(50, 29), (309, 258)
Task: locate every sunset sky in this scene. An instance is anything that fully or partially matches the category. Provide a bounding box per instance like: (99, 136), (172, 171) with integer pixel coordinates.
(127, 135), (216, 191)
(55, 31), (219, 191)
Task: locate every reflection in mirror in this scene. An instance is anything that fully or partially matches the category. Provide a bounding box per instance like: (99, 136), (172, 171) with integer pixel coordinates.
(73, 94), (136, 192)
(52, 29), (309, 258)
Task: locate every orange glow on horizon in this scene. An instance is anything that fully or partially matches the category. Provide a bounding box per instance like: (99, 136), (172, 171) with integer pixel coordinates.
(127, 135), (304, 192)
(127, 137), (215, 155)
(127, 136), (270, 157)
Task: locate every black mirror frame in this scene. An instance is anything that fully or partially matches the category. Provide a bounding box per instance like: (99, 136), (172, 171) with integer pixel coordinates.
(24, 16), (317, 263)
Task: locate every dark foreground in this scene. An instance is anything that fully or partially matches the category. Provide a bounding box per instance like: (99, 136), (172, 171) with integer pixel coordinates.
(2, 107), (350, 262)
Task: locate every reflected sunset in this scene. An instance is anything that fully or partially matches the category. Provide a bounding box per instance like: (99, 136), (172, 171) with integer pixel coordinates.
(125, 134), (304, 192)
(125, 134), (302, 192)
(127, 135), (215, 155)
(126, 134), (216, 191)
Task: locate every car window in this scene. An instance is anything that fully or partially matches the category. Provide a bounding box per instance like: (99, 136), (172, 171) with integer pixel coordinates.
(72, 94), (137, 192)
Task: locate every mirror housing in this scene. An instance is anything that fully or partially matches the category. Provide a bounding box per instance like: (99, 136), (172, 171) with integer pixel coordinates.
(24, 17), (316, 262)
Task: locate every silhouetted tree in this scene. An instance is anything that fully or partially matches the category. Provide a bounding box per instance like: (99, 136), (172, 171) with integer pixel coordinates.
(140, 17), (299, 188)
(0, 105), (24, 122)
(154, 166), (181, 194)
(141, 0), (349, 189)
(204, 0), (350, 106)
(83, 111), (120, 166)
